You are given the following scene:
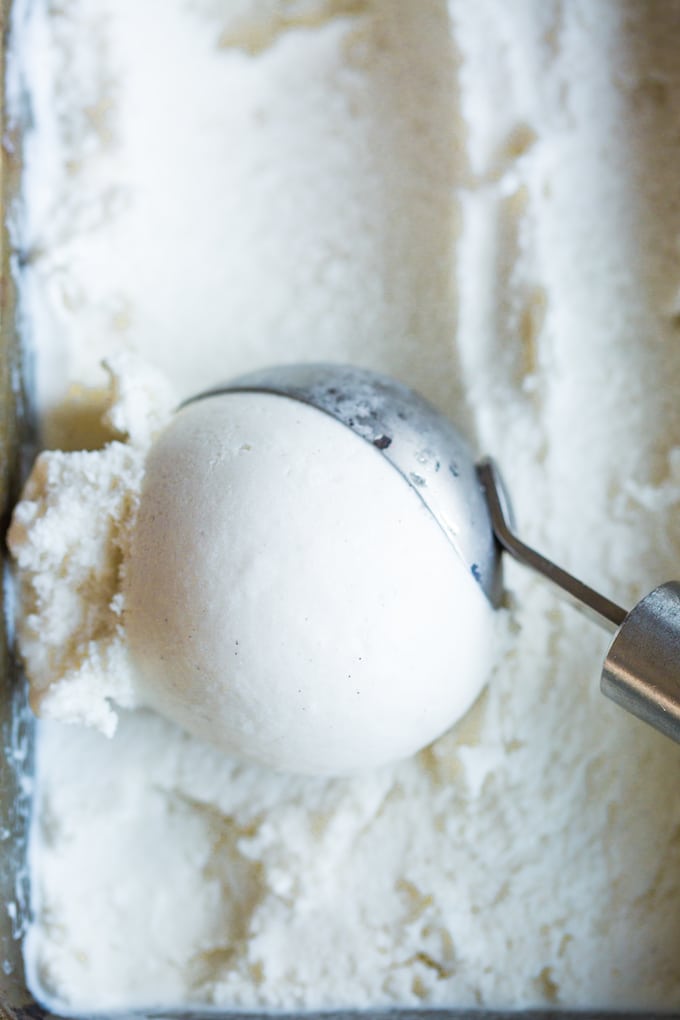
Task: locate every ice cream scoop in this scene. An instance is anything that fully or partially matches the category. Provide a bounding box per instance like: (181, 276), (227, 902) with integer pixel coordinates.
(126, 363), (680, 774)
(187, 363), (680, 752)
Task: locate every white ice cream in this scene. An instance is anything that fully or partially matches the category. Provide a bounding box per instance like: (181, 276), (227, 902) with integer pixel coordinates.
(6, 0), (680, 1013)
(126, 392), (492, 774)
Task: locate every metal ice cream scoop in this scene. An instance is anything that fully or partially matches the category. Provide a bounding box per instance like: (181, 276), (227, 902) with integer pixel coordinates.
(186, 362), (680, 747)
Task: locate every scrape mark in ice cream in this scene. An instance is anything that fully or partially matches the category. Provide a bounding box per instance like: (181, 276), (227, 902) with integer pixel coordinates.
(519, 286), (548, 379)
(216, 0), (369, 56)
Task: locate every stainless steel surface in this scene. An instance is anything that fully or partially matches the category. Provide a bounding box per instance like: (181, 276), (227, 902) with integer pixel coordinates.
(1, 0), (39, 1013)
(187, 362), (503, 606)
(3, 1005), (554, 1020)
(602, 582), (680, 743)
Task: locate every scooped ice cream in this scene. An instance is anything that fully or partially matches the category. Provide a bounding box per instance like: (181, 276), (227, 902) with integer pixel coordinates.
(125, 391), (493, 774)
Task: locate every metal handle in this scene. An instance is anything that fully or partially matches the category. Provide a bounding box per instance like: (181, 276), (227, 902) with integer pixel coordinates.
(477, 459), (627, 632)
(478, 458), (680, 745)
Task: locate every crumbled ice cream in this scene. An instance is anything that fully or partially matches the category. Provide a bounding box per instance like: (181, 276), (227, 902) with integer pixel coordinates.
(7, 0), (680, 1013)
(7, 355), (174, 736)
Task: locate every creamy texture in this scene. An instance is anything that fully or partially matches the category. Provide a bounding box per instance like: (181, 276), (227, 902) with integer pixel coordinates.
(8, 0), (680, 1012)
(126, 392), (492, 774)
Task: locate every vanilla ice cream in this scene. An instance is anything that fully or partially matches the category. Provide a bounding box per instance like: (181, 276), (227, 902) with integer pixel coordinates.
(6, 0), (680, 1013)
(126, 391), (492, 774)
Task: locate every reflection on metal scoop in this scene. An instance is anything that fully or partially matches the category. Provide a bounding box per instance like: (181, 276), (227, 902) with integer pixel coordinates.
(187, 362), (680, 748)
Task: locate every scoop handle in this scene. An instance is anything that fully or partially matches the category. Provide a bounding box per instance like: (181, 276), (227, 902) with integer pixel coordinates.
(477, 459), (627, 631)
(478, 458), (680, 745)
(601, 583), (680, 743)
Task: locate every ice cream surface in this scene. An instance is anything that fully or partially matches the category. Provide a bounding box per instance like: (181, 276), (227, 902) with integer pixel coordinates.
(7, 0), (680, 1012)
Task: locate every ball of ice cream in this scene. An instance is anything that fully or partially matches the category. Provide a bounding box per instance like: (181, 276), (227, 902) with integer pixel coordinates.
(124, 391), (494, 774)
